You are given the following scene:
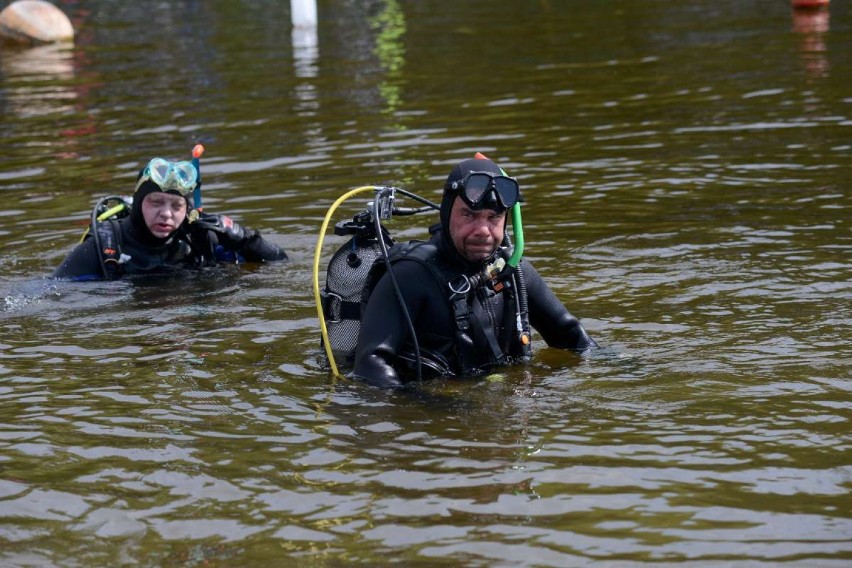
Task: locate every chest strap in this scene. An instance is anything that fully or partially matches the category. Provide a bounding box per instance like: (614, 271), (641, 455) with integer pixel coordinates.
(448, 274), (509, 374)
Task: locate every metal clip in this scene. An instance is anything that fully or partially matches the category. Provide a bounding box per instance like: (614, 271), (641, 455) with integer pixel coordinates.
(376, 186), (395, 220)
(448, 274), (471, 296)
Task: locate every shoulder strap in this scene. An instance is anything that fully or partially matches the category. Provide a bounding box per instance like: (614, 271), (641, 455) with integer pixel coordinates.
(361, 240), (444, 307)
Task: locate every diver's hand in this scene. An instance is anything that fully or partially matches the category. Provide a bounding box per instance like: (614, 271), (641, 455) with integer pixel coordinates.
(194, 212), (250, 248)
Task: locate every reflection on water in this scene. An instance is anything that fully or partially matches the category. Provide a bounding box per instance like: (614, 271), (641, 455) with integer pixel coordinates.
(369, 0), (406, 115)
(0, 37), (100, 163)
(0, 0), (851, 565)
(0, 43), (76, 118)
(792, 7), (831, 80)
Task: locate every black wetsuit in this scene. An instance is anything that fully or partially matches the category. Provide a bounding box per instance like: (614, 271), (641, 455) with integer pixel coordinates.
(351, 230), (597, 388)
(53, 214), (286, 281)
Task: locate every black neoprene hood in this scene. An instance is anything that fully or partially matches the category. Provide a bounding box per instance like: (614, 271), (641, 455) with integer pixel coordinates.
(436, 157), (511, 268)
(443, 157), (504, 190)
(129, 179), (190, 246)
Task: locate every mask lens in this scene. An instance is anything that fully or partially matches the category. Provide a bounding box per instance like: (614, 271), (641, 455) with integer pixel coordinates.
(462, 173), (492, 205)
(147, 158), (171, 186)
(172, 161), (198, 190)
(493, 176), (519, 208)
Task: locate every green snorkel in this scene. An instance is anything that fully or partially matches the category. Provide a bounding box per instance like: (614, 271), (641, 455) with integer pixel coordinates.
(485, 200), (524, 288)
(508, 201), (524, 267)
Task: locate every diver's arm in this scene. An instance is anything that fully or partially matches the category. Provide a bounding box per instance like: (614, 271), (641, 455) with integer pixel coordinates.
(351, 262), (427, 388)
(523, 259), (598, 350)
(52, 239), (104, 281)
(238, 231), (288, 262)
(192, 213), (286, 262)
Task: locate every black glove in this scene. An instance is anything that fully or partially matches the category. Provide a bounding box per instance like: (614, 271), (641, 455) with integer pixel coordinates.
(194, 212), (251, 249)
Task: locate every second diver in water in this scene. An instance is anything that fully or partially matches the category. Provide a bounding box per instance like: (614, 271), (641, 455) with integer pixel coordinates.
(53, 153), (287, 281)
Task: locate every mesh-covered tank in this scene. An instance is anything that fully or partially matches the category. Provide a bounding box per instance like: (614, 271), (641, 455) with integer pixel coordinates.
(321, 223), (393, 366)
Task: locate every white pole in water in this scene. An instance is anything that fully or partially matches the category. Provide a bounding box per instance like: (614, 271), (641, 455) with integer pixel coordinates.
(290, 0), (317, 28)
(291, 0), (318, 74)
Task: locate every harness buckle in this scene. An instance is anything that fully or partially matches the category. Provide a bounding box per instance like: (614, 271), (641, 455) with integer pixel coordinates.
(446, 276), (470, 332)
(322, 291), (344, 323)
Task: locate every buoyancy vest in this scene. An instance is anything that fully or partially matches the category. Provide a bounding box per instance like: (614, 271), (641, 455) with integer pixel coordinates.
(89, 217), (211, 280)
(361, 240), (532, 376)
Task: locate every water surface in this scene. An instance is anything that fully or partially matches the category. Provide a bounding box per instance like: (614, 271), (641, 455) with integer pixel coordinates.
(1, 0), (850, 565)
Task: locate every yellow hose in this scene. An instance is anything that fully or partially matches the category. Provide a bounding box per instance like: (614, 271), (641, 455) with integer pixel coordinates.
(97, 203), (127, 222)
(79, 202), (128, 243)
(312, 186), (379, 377)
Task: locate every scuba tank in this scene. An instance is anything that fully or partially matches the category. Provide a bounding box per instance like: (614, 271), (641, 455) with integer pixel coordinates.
(321, 208), (394, 364)
(315, 186), (439, 377)
(81, 195), (132, 280)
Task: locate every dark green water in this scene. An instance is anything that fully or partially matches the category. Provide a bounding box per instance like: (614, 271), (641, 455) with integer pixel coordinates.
(1, 1), (850, 565)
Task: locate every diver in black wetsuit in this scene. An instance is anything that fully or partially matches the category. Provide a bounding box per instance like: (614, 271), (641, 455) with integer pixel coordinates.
(53, 156), (286, 281)
(351, 156), (597, 388)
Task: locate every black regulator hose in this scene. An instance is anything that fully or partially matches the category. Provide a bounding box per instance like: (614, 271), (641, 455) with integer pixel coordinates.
(373, 189), (423, 382)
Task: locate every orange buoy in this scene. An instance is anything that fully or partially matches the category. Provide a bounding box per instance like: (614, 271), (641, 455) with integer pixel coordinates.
(0, 0), (74, 44)
(791, 0), (829, 9)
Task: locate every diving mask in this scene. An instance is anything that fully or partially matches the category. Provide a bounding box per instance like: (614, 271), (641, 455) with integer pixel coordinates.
(447, 171), (521, 210)
(135, 158), (198, 195)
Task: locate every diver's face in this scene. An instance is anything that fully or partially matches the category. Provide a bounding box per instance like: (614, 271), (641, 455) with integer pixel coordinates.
(448, 196), (506, 263)
(142, 192), (187, 238)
